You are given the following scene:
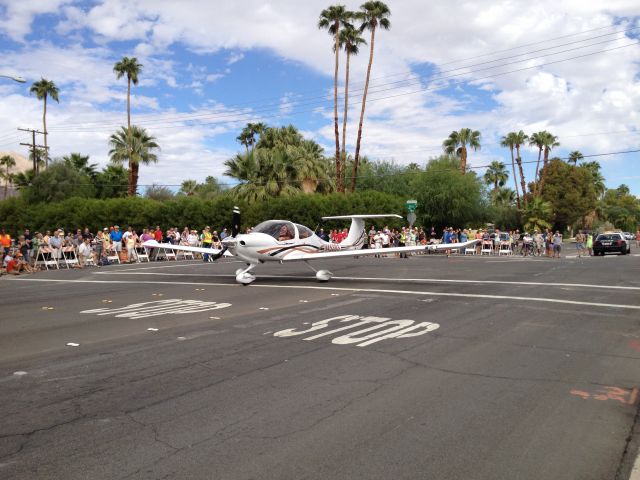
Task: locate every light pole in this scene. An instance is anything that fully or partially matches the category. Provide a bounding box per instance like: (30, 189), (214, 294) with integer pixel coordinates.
(0, 74), (26, 83)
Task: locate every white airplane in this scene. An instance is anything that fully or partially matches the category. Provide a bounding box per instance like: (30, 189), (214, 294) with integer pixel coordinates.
(143, 208), (477, 285)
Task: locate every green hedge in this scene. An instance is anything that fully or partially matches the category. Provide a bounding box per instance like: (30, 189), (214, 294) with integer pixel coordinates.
(0, 191), (408, 234)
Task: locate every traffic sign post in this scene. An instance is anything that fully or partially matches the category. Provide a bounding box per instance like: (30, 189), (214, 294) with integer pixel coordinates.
(406, 200), (418, 226)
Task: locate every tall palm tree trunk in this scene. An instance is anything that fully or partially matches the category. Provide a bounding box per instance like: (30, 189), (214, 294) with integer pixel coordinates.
(460, 147), (467, 174)
(515, 144), (527, 206)
(341, 49), (351, 179)
(509, 146), (520, 209)
(129, 162), (139, 197)
(352, 26), (376, 193)
(127, 76), (134, 196)
(42, 95), (48, 169)
(538, 148), (550, 196)
(333, 21), (342, 192)
(533, 147), (542, 196)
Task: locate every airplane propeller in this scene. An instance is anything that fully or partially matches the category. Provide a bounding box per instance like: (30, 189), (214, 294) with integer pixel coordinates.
(210, 206), (240, 261)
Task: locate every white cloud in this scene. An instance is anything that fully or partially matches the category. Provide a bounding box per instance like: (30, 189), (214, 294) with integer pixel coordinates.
(0, 0), (638, 192)
(227, 52), (244, 65)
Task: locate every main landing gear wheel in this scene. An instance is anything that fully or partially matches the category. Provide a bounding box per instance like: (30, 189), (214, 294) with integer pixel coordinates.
(315, 269), (333, 282)
(235, 265), (256, 285)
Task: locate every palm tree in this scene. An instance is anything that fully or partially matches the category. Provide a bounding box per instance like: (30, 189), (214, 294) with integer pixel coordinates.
(568, 150), (583, 165)
(180, 179), (198, 196)
(113, 57), (143, 131)
(224, 149), (301, 202)
(352, 1), (391, 193)
(536, 131), (560, 196)
(581, 161), (606, 198)
(291, 140), (331, 193)
(337, 23), (366, 187)
(511, 130), (529, 204)
(523, 196), (553, 232)
(62, 153), (97, 179)
(236, 122), (267, 151)
(528, 131), (544, 193)
(483, 160), (509, 193)
(108, 125), (160, 196)
(319, 5), (351, 192)
(443, 128), (481, 175)
(500, 133), (520, 208)
(0, 155), (16, 198)
(29, 78), (59, 168)
(494, 187), (516, 207)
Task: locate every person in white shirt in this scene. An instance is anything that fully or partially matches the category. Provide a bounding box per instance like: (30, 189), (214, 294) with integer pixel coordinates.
(77, 238), (94, 268)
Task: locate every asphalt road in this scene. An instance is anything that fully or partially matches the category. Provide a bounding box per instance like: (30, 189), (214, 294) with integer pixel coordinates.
(1, 251), (640, 479)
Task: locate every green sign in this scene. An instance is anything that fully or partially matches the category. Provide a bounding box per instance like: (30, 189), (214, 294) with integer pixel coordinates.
(406, 200), (417, 213)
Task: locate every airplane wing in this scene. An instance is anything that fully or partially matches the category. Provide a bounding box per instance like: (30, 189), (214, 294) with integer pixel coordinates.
(281, 240), (479, 261)
(142, 240), (224, 256)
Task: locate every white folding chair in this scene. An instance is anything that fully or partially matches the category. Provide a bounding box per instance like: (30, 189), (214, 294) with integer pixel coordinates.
(465, 246), (476, 255)
(36, 247), (59, 270)
(481, 242), (493, 255)
(499, 242), (512, 256)
(136, 246), (150, 262)
(106, 247), (121, 264)
(62, 246), (79, 268)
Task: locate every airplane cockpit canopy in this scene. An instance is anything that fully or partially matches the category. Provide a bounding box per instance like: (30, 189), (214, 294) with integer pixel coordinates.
(294, 224), (315, 239)
(253, 220), (296, 240)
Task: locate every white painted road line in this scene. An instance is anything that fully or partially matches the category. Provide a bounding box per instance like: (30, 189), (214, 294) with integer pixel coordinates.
(91, 271), (640, 291)
(12, 278), (640, 310)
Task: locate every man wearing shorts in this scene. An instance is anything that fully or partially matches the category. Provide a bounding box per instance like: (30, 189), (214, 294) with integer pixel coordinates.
(552, 231), (563, 258)
(575, 231), (585, 258)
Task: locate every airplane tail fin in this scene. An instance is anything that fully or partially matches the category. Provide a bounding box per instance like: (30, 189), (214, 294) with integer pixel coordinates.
(322, 214), (403, 249)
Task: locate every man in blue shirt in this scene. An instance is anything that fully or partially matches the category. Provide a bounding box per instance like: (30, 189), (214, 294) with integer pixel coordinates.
(110, 225), (123, 253)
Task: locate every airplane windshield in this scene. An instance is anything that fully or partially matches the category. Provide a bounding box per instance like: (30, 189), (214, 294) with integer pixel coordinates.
(253, 221), (296, 241)
(295, 224), (314, 239)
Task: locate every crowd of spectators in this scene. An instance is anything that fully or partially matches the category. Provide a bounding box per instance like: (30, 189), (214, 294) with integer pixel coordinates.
(3, 223), (631, 275)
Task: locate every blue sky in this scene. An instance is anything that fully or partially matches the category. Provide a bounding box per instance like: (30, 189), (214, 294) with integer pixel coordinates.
(0, 0), (638, 194)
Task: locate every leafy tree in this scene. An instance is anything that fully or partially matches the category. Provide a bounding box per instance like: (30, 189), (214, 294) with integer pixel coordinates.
(144, 183), (174, 201)
(319, 4), (351, 191)
(352, 1), (391, 192)
(483, 160), (509, 194)
(62, 153), (97, 179)
(413, 154), (484, 229)
(535, 131), (559, 196)
(443, 128), (481, 175)
(23, 160), (95, 203)
(337, 23), (366, 181)
(194, 176), (224, 198)
(540, 158), (597, 231)
(29, 78), (59, 167)
(523, 196), (552, 232)
(94, 163), (128, 199)
(600, 184), (640, 231)
(493, 187), (516, 206)
(568, 150), (584, 165)
(256, 125), (303, 150)
(108, 125), (160, 196)
(0, 154), (16, 198)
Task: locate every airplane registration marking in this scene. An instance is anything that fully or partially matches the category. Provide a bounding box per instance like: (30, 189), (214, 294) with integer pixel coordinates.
(570, 386), (638, 405)
(273, 314), (439, 348)
(80, 299), (232, 319)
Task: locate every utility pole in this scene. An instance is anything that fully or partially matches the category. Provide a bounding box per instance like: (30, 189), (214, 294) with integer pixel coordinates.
(17, 127), (47, 174)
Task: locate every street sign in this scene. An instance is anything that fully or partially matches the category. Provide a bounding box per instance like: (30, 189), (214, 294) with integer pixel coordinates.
(406, 200), (417, 213)
(407, 212), (416, 226)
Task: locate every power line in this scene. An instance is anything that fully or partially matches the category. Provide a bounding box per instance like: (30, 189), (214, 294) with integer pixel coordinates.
(43, 27), (639, 132)
(44, 41), (638, 135)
